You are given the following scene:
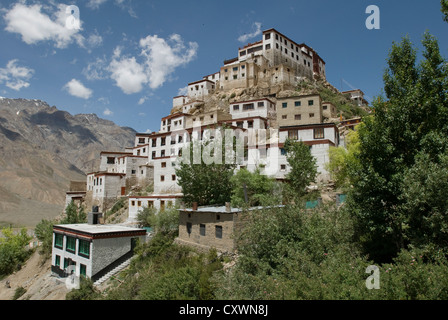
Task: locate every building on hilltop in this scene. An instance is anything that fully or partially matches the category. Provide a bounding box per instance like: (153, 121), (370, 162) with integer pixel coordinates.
(65, 27), (359, 230)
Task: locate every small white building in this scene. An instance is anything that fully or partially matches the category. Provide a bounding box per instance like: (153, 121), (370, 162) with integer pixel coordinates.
(187, 79), (215, 100)
(128, 194), (183, 221)
(51, 211), (146, 282)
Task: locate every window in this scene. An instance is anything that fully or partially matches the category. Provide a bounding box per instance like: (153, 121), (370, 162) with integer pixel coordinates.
(295, 114), (302, 120)
(131, 170), (136, 175)
(265, 33), (271, 40)
(314, 127), (325, 139)
(161, 137), (166, 146)
(80, 264), (87, 277)
(138, 138), (145, 144)
(178, 135), (183, 143)
(248, 121), (253, 128)
(237, 122), (243, 128)
(152, 139), (156, 147)
(161, 150), (165, 157)
(282, 115), (287, 120)
(233, 105), (239, 111)
(200, 224), (206, 236)
(131, 201), (135, 206)
(215, 226), (223, 239)
(160, 175), (165, 182)
(309, 113), (315, 118)
(243, 103), (254, 110)
(161, 162), (167, 168)
(282, 102), (288, 108)
(281, 164), (287, 171)
(186, 222), (192, 235)
(233, 75), (237, 80)
(288, 130), (298, 140)
(66, 236), (76, 253)
(280, 148), (287, 156)
(216, 214), (220, 221)
(239, 51), (246, 57)
(55, 255), (60, 267)
(54, 233), (63, 249)
(323, 105), (328, 110)
(233, 67), (238, 71)
(107, 157), (115, 164)
(258, 102), (264, 108)
(78, 240), (90, 258)
(295, 101), (301, 107)
(152, 151), (156, 159)
(265, 44), (271, 50)
(138, 201), (142, 207)
(308, 100), (314, 106)
(172, 174), (176, 181)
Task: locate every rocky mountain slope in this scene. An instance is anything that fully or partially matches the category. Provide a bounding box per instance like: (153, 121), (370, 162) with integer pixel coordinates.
(0, 97), (136, 227)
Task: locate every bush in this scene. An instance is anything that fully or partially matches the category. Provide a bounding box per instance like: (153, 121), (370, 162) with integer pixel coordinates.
(0, 228), (32, 277)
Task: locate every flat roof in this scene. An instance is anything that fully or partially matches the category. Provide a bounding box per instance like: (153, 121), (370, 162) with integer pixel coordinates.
(179, 205), (284, 214)
(54, 223), (146, 237)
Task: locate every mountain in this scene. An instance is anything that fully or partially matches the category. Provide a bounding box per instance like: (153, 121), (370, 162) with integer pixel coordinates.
(0, 97), (136, 227)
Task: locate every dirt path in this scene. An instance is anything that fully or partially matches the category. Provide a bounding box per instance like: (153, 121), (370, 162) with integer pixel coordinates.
(0, 250), (69, 300)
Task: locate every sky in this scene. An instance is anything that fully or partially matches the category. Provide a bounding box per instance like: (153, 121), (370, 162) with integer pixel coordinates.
(0, 0), (447, 133)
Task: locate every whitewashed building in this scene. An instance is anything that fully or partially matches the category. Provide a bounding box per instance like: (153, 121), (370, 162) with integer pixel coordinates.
(51, 210), (146, 282)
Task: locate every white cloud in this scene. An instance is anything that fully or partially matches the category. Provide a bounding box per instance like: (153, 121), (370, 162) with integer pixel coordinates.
(140, 34), (198, 89)
(63, 79), (93, 99)
(83, 57), (108, 80)
(238, 22), (262, 43)
(108, 55), (148, 94)
(138, 96), (148, 105)
(87, 0), (109, 9)
(87, 31), (103, 49)
(107, 34), (198, 94)
(177, 86), (188, 96)
(103, 108), (114, 116)
(3, 3), (84, 49)
(0, 60), (34, 91)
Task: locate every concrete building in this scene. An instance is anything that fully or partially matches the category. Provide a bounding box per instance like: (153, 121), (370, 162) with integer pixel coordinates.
(128, 194), (183, 221)
(276, 94), (323, 126)
(322, 101), (337, 119)
(219, 28), (326, 92)
(176, 204), (284, 253)
(51, 209), (146, 282)
(342, 89), (368, 107)
(278, 122), (340, 181)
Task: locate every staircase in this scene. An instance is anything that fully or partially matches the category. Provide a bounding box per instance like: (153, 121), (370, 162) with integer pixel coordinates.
(93, 257), (132, 286)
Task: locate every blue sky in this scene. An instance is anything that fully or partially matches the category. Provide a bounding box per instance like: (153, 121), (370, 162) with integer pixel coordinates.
(0, 0), (447, 133)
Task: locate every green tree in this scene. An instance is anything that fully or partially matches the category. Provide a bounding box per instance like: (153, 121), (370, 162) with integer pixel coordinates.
(175, 134), (235, 207)
(327, 129), (361, 190)
(34, 219), (54, 259)
(60, 201), (87, 224)
(283, 139), (317, 200)
(348, 32), (448, 262)
(0, 228), (32, 276)
(442, 0), (448, 22)
(230, 167), (280, 208)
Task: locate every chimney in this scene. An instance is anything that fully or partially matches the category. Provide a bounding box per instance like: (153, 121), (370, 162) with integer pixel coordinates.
(88, 206), (103, 225)
(225, 202), (231, 213)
